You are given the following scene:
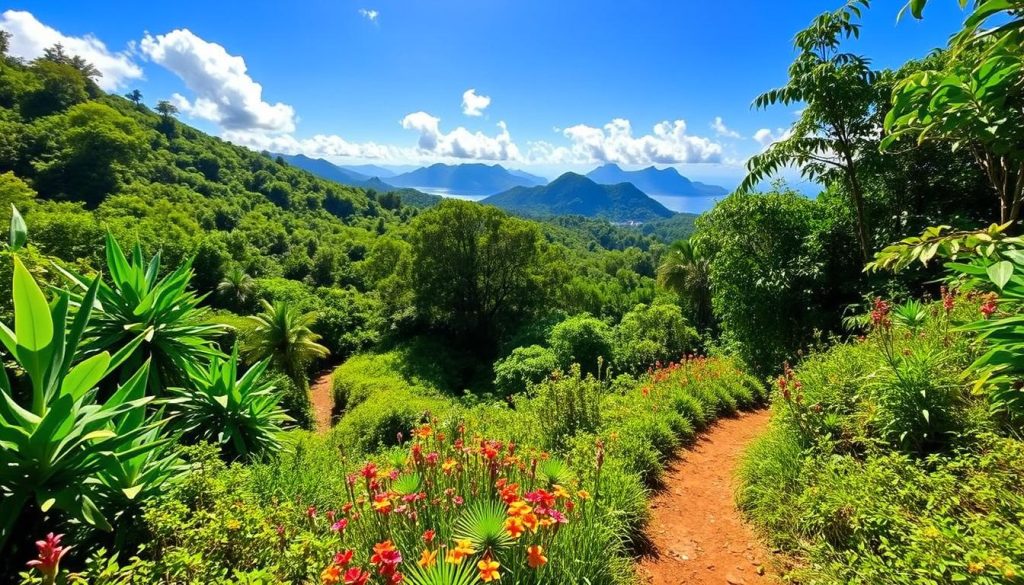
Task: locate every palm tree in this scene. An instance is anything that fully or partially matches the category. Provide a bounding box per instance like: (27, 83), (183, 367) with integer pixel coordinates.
(657, 238), (713, 332)
(243, 300), (329, 389)
(217, 267), (255, 310)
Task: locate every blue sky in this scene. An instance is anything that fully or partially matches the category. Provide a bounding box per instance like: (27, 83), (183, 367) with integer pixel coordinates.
(1, 1), (968, 187)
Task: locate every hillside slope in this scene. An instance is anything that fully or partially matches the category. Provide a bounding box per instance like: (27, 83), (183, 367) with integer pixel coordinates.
(483, 172), (675, 222)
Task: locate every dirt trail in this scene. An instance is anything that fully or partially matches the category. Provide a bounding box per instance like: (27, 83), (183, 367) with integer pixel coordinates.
(309, 369), (335, 432)
(637, 409), (778, 585)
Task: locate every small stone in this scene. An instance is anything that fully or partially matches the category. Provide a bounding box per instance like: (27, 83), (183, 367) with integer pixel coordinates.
(726, 573), (748, 585)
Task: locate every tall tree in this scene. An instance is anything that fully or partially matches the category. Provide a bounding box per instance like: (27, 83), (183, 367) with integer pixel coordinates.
(243, 300), (329, 390)
(884, 1), (1024, 224)
(155, 100), (179, 119)
(408, 199), (543, 349)
(740, 0), (878, 262)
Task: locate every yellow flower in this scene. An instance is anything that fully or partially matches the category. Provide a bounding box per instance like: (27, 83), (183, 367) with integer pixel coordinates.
(478, 559), (501, 582)
(321, 564), (341, 585)
(418, 549), (438, 568)
(577, 489), (591, 500)
(552, 485), (570, 500)
(504, 516), (525, 538)
(507, 501), (532, 518)
(968, 561), (985, 575)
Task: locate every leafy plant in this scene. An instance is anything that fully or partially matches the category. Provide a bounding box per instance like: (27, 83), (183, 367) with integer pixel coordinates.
(892, 299), (929, 330)
(242, 299), (328, 390)
(57, 233), (225, 392)
(453, 499), (516, 556)
(403, 558), (481, 585)
(0, 254), (158, 552)
(169, 346), (290, 461)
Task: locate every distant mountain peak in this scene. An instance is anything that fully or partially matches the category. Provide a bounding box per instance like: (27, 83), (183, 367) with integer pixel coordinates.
(482, 173), (672, 222)
(585, 164), (726, 198)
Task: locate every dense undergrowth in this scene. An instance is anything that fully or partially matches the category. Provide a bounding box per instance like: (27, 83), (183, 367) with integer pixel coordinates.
(739, 293), (1024, 584)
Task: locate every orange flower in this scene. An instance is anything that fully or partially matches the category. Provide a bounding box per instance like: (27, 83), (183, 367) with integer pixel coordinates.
(538, 518), (554, 529)
(526, 545), (547, 569)
(418, 549), (438, 568)
(552, 485), (570, 500)
(415, 425), (433, 439)
(504, 516), (525, 538)
(373, 540), (397, 555)
(322, 564), (342, 585)
(442, 459), (458, 474)
(445, 539), (474, 564)
(521, 513), (539, 533)
(372, 495), (393, 514)
(478, 559), (501, 582)
(507, 501), (532, 518)
(577, 489), (591, 500)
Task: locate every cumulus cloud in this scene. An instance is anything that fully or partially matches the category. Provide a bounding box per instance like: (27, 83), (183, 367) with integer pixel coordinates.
(401, 112), (520, 160)
(461, 89), (491, 117)
(753, 127), (793, 147)
(358, 9), (379, 23)
(0, 10), (142, 91)
(223, 129), (399, 160)
(534, 118), (722, 165)
(711, 116), (741, 139)
(140, 29), (295, 132)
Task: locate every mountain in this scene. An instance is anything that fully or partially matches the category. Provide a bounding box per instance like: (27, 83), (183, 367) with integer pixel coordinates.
(482, 172), (675, 222)
(507, 168), (549, 185)
(388, 163), (547, 196)
(340, 164), (397, 179)
(585, 164), (728, 197)
(274, 153), (442, 208)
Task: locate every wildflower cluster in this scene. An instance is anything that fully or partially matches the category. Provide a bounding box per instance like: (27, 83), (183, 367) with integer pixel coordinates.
(310, 422), (592, 584)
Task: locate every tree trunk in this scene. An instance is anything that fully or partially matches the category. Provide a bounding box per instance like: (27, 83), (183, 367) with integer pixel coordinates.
(844, 159), (870, 263)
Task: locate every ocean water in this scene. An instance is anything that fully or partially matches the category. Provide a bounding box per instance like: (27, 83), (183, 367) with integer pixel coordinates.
(411, 187), (488, 202)
(648, 194), (722, 214)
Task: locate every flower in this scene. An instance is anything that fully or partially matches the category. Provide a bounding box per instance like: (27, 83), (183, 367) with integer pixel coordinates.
(521, 513), (539, 533)
(478, 559), (501, 582)
(507, 500), (532, 518)
(527, 545), (548, 569)
(981, 294), (998, 318)
(370, 541), (403, 576)
(361, 462), (378, 479)
(26, 533), (70, 580)
(331, 518), (349, 532)
(504, 516), (525, 538)
(373, 494), (393, 514)
(322, 564), (342, 585)
(446, 539), (475, 564)
(870, 297), (892, 329)
(418, 549), (438, 568)
(334, 550), (354, 567)
(422, 529), (436, 543)
(577, 489), (591, 500)
(415, 424), (433, 439)
(343, 568), (371, 585)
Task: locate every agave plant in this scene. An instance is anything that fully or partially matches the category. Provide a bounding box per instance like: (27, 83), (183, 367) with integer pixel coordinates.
(242, 299), (328, 389)
(170, 346), (290, 461)
(536, 458), (574, 489)
(57, 233), (226, 393)
(892, 299), (929, 331)
(0, 254), (159, 553)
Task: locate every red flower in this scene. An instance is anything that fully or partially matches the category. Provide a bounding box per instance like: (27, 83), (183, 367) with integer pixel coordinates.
(331, 518), (349, 532)
(422, 529), (436, 543)
(26, 533), (70, 580)
(361, 462), (378, 479)
(981, 294), (998, 319)
(343, 568), (370, 585)
(334, 550), (354, 567)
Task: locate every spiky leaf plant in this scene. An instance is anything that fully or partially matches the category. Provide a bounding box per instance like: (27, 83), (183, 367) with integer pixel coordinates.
(453, 500), (515, 556)
(170, 345), (290, 461)
(536, 457), (574, 489)
(403, 556), (481, 585)
(58, 233), (225, 393)
(392, 472), (422, 496)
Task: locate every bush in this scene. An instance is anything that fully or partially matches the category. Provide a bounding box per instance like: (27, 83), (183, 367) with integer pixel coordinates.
(531, 365), (603, 449)
(549, 313), (614, 376)
(268, 371), (313, 430)
(492, 344), (559, 396)
(330, 388), (453, 455)
(613, 302), (699, 375)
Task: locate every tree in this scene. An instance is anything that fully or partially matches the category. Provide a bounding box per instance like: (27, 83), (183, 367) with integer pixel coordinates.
(23, 60), (88, 117)
(155, 100), (178, 119)
(408, 199), (543, 349)
(243, 299), (329, 389)
(884, 3), (1024, 224)
(740, 0), (878, 262)
(125, 89), (143, 107)
(0, 30), (10, 58)
(217, 266), (255, 310)
(657, 237), (713, 332)
(42, 43), (101, 83)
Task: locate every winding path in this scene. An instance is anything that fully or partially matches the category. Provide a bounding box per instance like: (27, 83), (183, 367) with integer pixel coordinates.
(309, 368), (335, 432)
(637, 409), (778, 585)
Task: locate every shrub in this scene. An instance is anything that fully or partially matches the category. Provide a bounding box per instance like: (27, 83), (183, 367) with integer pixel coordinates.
(330, 388), (453, 455)
(492, 344), (559, 396)
(531, 365), (603, 449)
(613, 302), (699, 375)
(548, 314), (614, 376)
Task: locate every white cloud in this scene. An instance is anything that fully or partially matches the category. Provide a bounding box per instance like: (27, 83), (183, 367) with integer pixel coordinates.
(753, 127), (793, 147)
(461, 89), (491, 117)
(358, 9), (379, 23)
(533, 118), (722, 165)
(401, 112), (520, 160)
(0, 10), (142, 91)
(711, 116), (741, 139)
(223, 129), (399, 160)
(140, 29), (295, 133)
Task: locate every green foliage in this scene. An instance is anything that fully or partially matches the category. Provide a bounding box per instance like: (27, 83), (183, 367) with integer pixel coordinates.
(242, 300), (329, 389)
(58, 233), (225, 393)
(170, 347), (289, 461)
(657, 237), (712, 331)
(408, 199), (543, 347)
(548, 314), (613, 376)
(531, 365), (603, 449)
(613, 302), (699, 375)
(492, 344), (558, 397)
(0, 255), (159, 554)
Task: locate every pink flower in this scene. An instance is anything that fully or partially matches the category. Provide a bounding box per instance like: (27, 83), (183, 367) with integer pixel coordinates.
(331, 518), (349, 532)
(26, 533), (70, 581)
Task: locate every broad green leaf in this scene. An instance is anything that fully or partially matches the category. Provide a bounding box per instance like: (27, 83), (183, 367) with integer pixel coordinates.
(987, 260), (1014, 289)
(12, 257), (53, 353)
(62, 353), (111, 400)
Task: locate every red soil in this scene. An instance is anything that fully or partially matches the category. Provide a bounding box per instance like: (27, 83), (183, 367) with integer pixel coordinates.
(309, 368), (335, 432)
(637, 409), (779, 585)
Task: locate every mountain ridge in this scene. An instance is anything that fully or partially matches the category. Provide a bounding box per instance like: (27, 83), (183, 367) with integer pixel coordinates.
(482, 172), (675, 222)
(585, 163), (728, 198)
